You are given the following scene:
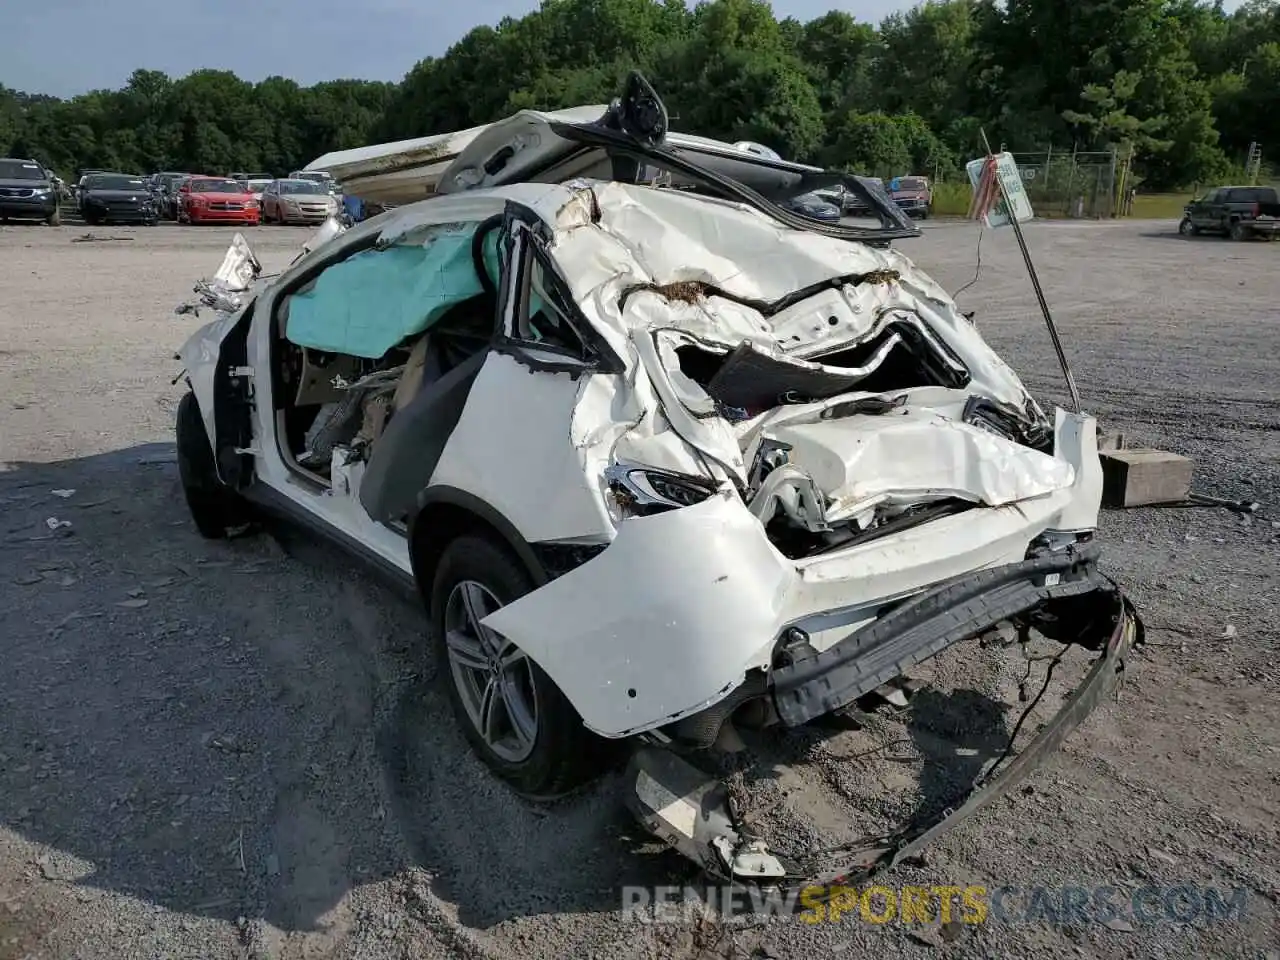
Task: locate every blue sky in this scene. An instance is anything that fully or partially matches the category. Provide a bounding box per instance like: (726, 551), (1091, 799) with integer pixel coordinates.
(7, 0), (946, 97)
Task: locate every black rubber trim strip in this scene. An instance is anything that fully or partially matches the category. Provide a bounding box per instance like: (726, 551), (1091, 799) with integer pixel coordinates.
(542, 121), (920, 242)
(770, 544), (1102, 727)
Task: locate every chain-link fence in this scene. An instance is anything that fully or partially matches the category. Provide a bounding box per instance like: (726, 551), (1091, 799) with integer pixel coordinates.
(1006, 150), (1119, 218)
(930, 148), (1126, 218)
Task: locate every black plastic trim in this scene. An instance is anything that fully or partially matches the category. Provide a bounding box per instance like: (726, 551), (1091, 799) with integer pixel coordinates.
(771, 544), (1104, 726)
(542, 121), (920, 242)
(211, 302), (255, 490)
(358, 350), (488, 523)
(409, 485), (551, 588)
(492, 202), (625, 377)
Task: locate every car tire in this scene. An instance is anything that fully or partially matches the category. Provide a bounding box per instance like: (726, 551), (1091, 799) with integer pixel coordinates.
(430, 534), (610, 799)
(1178, 218), (1198, 236)
(175, 391), (252, 539)
(46, 206), (61, 226)
(1229, 220), (1249, 241)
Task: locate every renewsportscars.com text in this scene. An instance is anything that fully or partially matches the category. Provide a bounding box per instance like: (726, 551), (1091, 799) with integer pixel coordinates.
(621, 884), (1249, 927)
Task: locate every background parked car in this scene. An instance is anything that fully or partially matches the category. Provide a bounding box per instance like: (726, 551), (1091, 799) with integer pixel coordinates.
(177, 176), (261, 226)
(0, 157), (61, 224)
(886, 175), (932, 219)
(244, 178), (273, 205)
(262, 178), (339, 224)
(780, 190), (842, 223)
(1180, 185), (1280, 240)
(151, 172), (193, 220)
(77, 172), (158, 225)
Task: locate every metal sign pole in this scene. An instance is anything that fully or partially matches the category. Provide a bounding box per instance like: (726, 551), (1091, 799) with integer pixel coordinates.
(981, 130), (1082, 413)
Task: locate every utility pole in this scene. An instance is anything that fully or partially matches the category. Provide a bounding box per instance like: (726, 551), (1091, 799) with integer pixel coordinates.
(1246, 142), (1263, 185)
(1107, 147), (1118, 218)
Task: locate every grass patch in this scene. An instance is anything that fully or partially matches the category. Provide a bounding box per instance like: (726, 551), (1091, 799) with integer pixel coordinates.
(1130, 193), (1194, 220)
(929, 184), (1197, 220)
(932, 182), (972, 217)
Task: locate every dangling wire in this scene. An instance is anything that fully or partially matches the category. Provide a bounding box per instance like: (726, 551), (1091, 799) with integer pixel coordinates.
(951, 223), (985, 300)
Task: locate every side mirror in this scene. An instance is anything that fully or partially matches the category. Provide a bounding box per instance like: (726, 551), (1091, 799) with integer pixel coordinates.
(602, 71), (668, 147)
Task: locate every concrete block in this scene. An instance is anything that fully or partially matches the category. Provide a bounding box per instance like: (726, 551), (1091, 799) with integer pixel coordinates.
(1100, 448), (1193, 508)
(1097, 431), (1125, 452)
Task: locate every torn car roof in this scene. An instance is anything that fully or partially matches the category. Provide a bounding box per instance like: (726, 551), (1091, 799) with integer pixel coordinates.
(304, 105), (609, 203)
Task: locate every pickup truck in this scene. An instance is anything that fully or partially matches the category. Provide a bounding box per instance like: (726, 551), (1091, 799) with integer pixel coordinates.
(1179, 185), (1280, 240)
(886, 175), (932, 219)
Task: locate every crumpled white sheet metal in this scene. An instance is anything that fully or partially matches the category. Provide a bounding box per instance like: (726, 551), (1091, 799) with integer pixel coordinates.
(481, 492), (792, 738)
(547, 181), (1036, 416)
(299, 215), (347, 256)
(766, 408), (1075, 520)
(483, 413), (1102, 738)
(174, 232), (261, 318)
(173, 177), (1103, 741)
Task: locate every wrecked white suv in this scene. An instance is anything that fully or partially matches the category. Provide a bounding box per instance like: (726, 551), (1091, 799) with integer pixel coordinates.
(175, 75), (1141, 889)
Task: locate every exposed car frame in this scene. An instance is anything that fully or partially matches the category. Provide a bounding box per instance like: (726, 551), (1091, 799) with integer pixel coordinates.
(175, 73), (1141, 889)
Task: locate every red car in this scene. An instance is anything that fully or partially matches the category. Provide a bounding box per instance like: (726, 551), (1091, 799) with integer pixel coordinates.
(177, 176), (261, 225)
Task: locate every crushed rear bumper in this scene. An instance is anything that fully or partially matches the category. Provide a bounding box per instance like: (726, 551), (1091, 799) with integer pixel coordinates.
(771, 544), (1110, 727)
(625, 554), (1142, 887)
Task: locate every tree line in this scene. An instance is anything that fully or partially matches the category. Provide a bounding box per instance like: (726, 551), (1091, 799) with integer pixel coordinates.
(1, 0), (1276, 191)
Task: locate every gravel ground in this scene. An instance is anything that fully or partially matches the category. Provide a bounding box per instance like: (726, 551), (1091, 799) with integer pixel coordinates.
(1, 218), (1278, 960)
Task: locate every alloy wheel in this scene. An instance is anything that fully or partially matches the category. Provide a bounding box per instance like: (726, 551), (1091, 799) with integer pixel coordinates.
(443, 580), (539, 763)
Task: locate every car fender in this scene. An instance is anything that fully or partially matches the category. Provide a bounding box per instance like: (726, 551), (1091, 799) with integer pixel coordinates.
(480, 493), (791, 738)
(177, 309), (245, 444)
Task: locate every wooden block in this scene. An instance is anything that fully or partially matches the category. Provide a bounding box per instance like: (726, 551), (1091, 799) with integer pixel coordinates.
(1100, 448), (1194, 508)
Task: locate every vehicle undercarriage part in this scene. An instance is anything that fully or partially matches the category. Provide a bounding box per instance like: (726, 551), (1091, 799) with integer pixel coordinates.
(627, 575), (1142, 888)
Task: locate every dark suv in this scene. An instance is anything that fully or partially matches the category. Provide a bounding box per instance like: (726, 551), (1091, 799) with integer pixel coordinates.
(0, 158), (60, 225)
(1180, 185), (1280, 240)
